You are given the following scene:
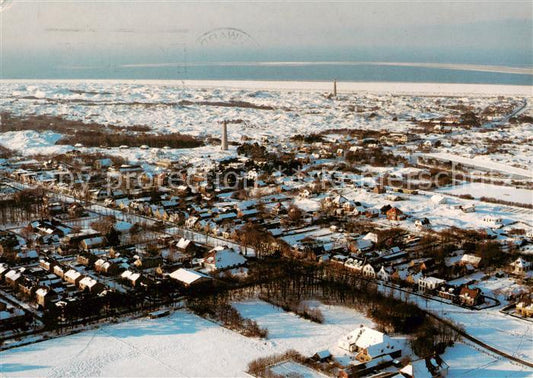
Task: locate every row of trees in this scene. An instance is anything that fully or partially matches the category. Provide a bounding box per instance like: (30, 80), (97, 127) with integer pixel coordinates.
(0, 112), (150, 134)
(187, 297), (268, 338)
(58, 131), (203, 149)
(0, 188), (48, 224)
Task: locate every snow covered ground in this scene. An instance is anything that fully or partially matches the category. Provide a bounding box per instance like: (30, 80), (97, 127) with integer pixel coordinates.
(1, 81), (531, 175)
(423, 152), (533, 180)
(1, 300), (531, 377)
(331, 186), (532, 234)
(0, 130), (73, 156)
(2, 79), (531, 95)
(0, 81), (529, 144)
(443, 342), (532, 377)
(437, 182), (533, 205)
(386, 285), (533, 365)
(0, 301), (374, 377)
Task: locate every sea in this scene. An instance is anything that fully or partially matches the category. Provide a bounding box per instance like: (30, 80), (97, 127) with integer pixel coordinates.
(2, 47), (532, 85)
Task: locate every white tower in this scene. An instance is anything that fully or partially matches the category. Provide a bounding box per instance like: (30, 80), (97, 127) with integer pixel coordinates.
(221, 121), (228, 151)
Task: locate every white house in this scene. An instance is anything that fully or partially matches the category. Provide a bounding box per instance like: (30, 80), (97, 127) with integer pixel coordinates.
(345, 258), (364, 272)
(510, 257), (530, 275)
(338, 326), (401, 361)
(377, 266), (392, 281)
(362, 263), (376, 278)
(64, 269), (83, 285)
(121, 270), (142, 287)
(418, 276), (446, 292)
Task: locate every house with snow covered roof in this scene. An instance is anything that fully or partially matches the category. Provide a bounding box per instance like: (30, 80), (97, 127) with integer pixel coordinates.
(94, 258), (120, 275)
(79, 236), (106, 250)
(400, 355), (449, 378)
(338, 326), (401, 362)
(0, 263), (10, 281)
(458, 254), (482, 269)
(64, 269), (83, 286)
(175, 238), (197, 254)
(5, 268), (24, 288)
(352, 205), (366, 216)
(458, 285), (484, 306)
(121, 270), (144, 287)
(113, 221), (133, 234)
(418, 276), (446, 292)
(35, 287), (55, 308)
(355, 238), (374, 253)
(363, 232), (379, 244)
(203, 247), (246, 272)
(460, 203), (476, 213)
(78, 276), (104, 293)
(362, 263), (376, 278)
(377, 266), (393, 281)
(510, 257), (530, 275)
(414, 217), (431, 230)
(169, 268), (212, 287)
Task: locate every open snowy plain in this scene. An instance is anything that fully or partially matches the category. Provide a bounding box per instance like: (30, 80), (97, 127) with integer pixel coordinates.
(1, 301), (531, 377)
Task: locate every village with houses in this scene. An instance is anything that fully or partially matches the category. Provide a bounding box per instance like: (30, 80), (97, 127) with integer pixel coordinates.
(0, 82), (531, 377)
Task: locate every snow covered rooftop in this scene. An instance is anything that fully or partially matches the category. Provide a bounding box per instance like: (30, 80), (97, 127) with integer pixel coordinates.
(169, 268), (211, 285)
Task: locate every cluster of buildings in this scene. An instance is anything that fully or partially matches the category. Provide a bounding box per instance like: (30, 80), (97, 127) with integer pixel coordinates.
(0, 120), (531, 332)
(298, 325), (449, 378)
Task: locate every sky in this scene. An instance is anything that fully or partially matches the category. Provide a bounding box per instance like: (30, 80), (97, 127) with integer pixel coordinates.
(1, 1), (532, 79)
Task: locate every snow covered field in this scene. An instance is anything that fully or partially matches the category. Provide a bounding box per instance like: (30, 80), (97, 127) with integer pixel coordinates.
(437, 182), (533, 205)
(0, 301), (374, 377)
(386, 285), (533, 365)
(443, 342), (532, 377)
(325, 185), (533, 234)
(0, 130), (73, 156)
(1, 300), (530, 377)
(423, 152), (533, 180)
